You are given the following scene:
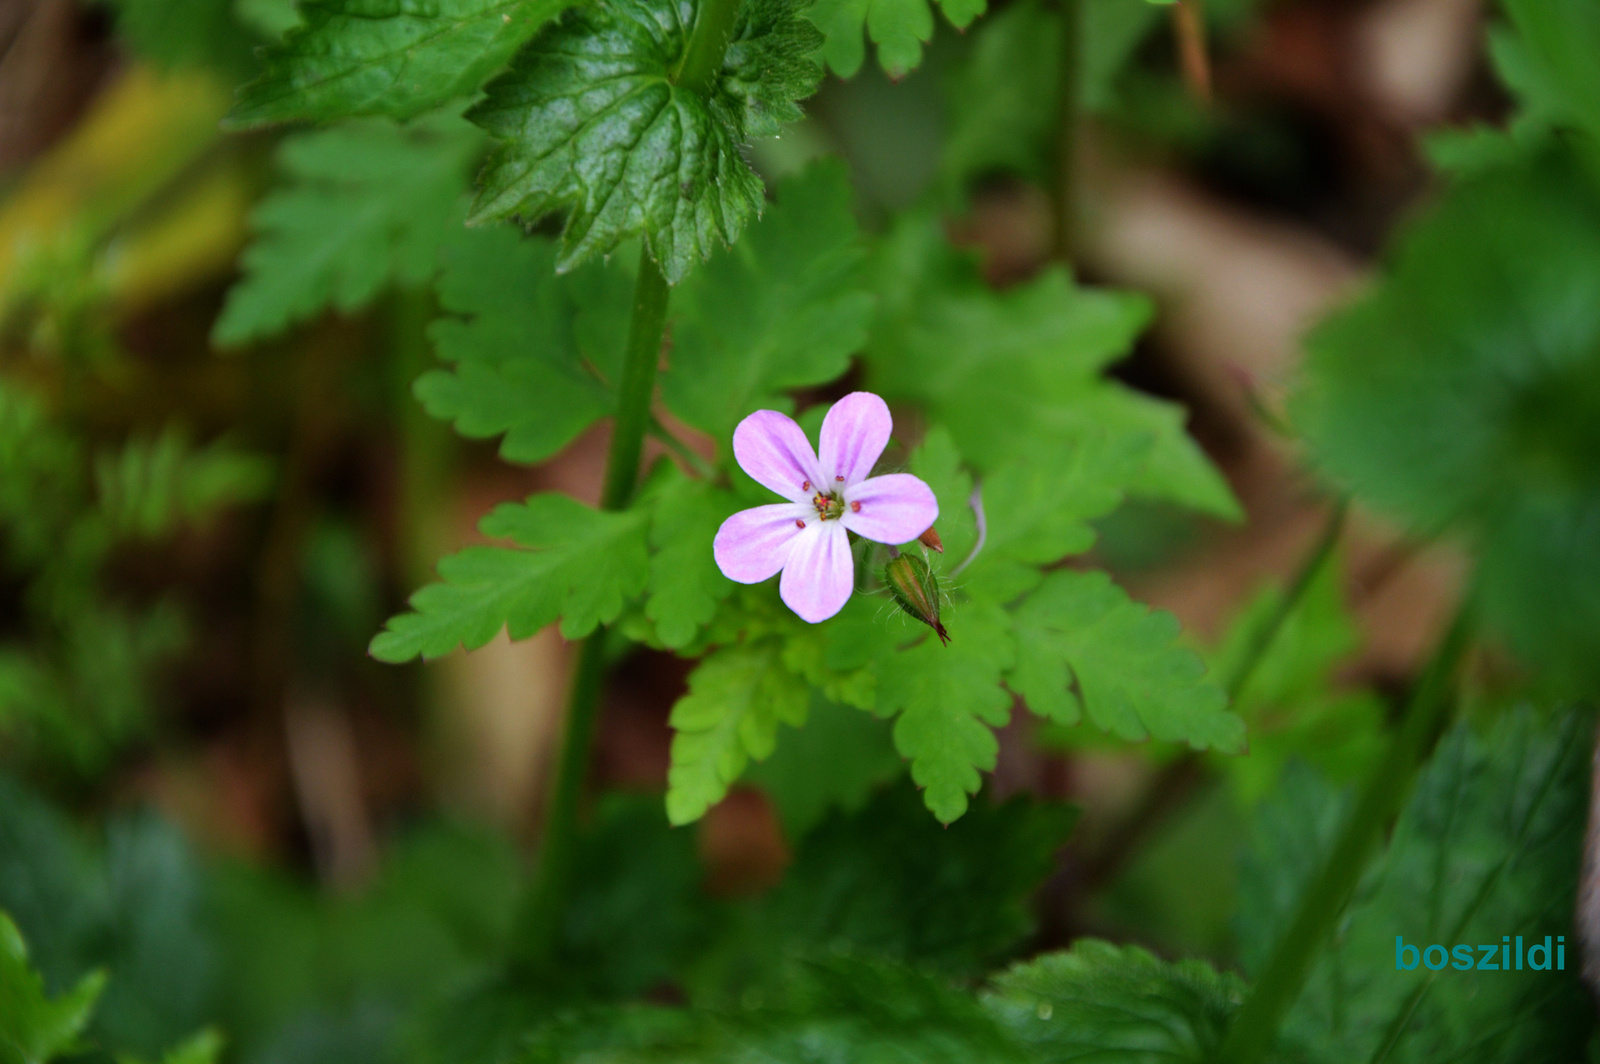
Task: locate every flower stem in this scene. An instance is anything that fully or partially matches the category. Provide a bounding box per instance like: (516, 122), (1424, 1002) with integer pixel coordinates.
(509, 0), (744, 966)
(1217, 606), (1474, 1063)
(1171, 0), (1213, 106)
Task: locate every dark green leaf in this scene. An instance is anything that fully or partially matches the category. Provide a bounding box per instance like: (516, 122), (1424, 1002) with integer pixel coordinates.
(0, 913), (105, 1064)
(467, 0), (822, 282)
(228, 0), (577, 127)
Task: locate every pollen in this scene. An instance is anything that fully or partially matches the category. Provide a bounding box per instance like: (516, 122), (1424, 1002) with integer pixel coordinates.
(802, 480), (810, 491)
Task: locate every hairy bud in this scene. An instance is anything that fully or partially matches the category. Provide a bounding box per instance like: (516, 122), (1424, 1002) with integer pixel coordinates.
(883, 553), (949, 645)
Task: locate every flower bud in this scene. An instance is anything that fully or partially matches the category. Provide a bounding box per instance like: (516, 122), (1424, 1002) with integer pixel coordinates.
(883, 553), (949, 645)
(918, 526), (944, 553)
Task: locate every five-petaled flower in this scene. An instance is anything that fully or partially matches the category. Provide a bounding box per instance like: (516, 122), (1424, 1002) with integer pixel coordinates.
(714, 392), (938, 623)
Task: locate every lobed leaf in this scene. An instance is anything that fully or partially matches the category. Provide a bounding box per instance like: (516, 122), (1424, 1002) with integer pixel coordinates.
(809, 0), (983, 78)
(369, 494), (649, 660)
(665, 639), (810, 825)
(0, 913), (106, 1064)
(1009, 569), (1242, 752)
(214, 115), (482, 346)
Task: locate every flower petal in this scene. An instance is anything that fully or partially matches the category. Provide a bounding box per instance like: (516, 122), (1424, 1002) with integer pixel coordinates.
(714, 503), (811, 584)
(779, 521), (854, 623)
(819, 391), (893, 488)
(840, 473), (939, 545)
(733, 410), (824, 502)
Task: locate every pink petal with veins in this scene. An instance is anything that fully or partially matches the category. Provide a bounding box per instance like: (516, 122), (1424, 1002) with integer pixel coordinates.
(841, 473), (939, 545)
(779, 521), (854, 623)
(732, 410), (822, 503)
(819, 391), (893, 488)
(713, 503), (811, 584)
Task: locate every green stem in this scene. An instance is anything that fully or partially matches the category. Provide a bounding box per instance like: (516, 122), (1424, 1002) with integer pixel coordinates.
(1050, 0), (1082, 262)
(651, 415), (716, 479)
(511, 0), (743, 962)
(1216, 607), (1474, 1064)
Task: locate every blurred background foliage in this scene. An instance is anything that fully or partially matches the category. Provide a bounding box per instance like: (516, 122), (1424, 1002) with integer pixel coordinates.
(1, 0), (1598, 1061)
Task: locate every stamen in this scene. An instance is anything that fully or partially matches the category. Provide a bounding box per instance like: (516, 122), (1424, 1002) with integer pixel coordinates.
(850, 501), (861, 512)
(835, 475), (844, 482)
(795, 519), (806, 528)
(801, 480), (810, 491)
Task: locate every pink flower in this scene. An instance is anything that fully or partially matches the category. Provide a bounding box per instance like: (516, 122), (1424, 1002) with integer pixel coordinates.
(714, 392), (939, 623)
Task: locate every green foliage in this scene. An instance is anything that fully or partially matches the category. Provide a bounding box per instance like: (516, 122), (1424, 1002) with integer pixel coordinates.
(0, 784), (216, 1059)
(1009, 569), (1244, 751)
(867, 214), (1240, 519)
(985, 940), (1245, 1063)
(1296, 146), (1600, 695)
(753, 783), (1076, 976)
(940, 0), (1163, 199)
(0, 913), (105, 1064)
(663, 162), (874, 438)
(810, 0), (982, 78)
(369, 494), (650, 660)
(642, 467), (742, 650)
(214, 115), (482, 346)
(95, 429), (274, 539)
(1499, 0), (1600, 139)
(666, 636), (810, 825)
(467, 0), (823, 283)
(1207, 555), (1384, 803)
(228, 0), (578, 127)
(1242, 710), (1594, 1062)
(418, 227), (625, 463)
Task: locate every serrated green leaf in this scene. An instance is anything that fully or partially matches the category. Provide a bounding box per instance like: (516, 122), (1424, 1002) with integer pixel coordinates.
(370, 494), (648, 660)
(95, 429), (272, 539)
(1295, 147), (1600, 695)
(643, 465), (741, 649)
(879, 602), (1014, 823)
(214, 116), (482, 346)
(868, 217), (1239, 519)
(663, 161), (874, 437)
(810, 0), (982, 78)
(1246, 710), (1592, 1063)
(1009, 569), (1242, 751)
(666, 639), (810, 825)
(228, 0), (577, 126)
(984, 940), (1245, 1063)
(467, 0), (822, 283)
(0, 913), (105, 1064)
(417, 227), (625, 462)
(1501, 0), (1600, 139)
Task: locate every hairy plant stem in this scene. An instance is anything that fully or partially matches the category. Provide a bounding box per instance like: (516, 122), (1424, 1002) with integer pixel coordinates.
(1217, 606), (1474, 1064)
(510, 0), (739, 969)
(1050, 0), (1083, 261)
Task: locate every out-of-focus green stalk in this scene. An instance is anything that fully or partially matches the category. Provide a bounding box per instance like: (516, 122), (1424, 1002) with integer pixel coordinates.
(1050, 0), (1082, 261)
(1217, 607), (1474, 1064)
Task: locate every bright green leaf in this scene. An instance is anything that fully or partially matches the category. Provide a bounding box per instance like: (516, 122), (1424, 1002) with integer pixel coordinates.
(228, 0), (577, 126)
(666, 640), (810, 825)
(0, 913), (106, 1064)
(810, 0), (983, 78)
(1009, 569), (1242, 751)
(879, 602), (1014, 823)
(214, 115), (481, 346)
(467, 0), (823, 283)
(643, 465), (741, 650)
(370, 494), (649, 660)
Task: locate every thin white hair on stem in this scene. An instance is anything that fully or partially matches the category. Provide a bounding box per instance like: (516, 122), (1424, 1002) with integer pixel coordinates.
(950, 483), (986, 576)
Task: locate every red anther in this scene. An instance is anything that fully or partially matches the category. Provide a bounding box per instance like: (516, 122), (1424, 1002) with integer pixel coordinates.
(802, 480), (810, 491)
(795, 519), (806, 528)
(850, 501), (861, 512)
